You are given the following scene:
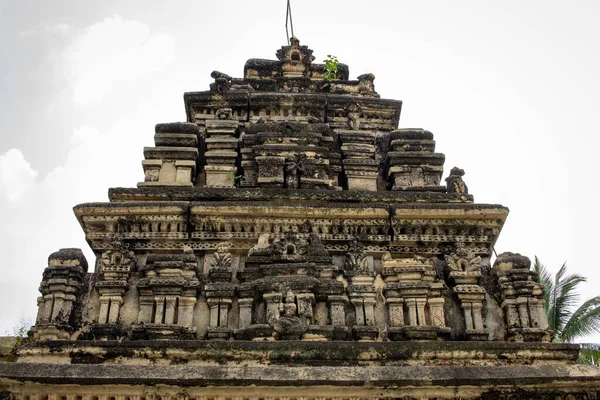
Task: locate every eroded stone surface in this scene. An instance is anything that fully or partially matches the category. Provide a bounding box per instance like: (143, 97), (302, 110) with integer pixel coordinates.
(1, 39), (597, 398)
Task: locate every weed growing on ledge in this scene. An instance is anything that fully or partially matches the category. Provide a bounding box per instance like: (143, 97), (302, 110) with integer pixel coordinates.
(323, 54), (339, 87)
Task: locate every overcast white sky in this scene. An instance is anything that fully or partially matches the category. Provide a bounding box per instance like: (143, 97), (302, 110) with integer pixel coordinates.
(1, 0), (599, 342)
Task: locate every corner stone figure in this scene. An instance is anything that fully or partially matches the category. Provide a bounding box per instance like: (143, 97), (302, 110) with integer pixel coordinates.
(445, 166), (468, 194)
(209, 70), (232, 93)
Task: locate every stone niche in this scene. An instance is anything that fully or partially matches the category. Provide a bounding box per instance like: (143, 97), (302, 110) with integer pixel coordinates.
(3, 39), (598, 400)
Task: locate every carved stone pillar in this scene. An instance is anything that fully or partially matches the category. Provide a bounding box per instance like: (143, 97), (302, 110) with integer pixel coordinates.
(98, 297), (110, 324)
(344, 240), (378, 341)
(178, 297), (197, 328)
(208, 298), (220, 328)
(238, 298), (254, 328)
(219, 299), (232, 327)
(296, 293), (315, 326)
(164, 296), (178, 325)
(106, 296), (122, 324)
(415, 298), (428, 326)
(445, 243), (489, 341)
(91, 238), (135, 337)
(517, 297), (530, 328)
(138, 297), (154, 324)
(240, 147), (257, 187)
(328, 295), (348, 326)
(154, 295), (166, 324)
(502, 298), (519, 328)
(205, 243), (236, 339)
(428, 298), (446, 328)
(387, 298), (404, 327)
(363, 298), (377, 326)
(461, 303), (474, 332)
(529, 298), (548, 329)
(406, 299), (418, 326)
(265, 293), (283, 324)
(351, 299), (365, 326)
(472, 302), (484, 330)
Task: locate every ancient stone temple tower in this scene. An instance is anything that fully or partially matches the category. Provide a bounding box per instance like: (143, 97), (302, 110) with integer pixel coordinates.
(1, 39), (599, 399)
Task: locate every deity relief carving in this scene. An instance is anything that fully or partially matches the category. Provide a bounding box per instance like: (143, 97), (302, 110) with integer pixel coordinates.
(344, 239), (370, 275)
(444, 241), (482, 273)
(347, 103), (362, 130)
(216, 108), (233, 120)
(100, 235), (135, 274)
(209, 242), (232, 271)
(271, 291), (308, 340)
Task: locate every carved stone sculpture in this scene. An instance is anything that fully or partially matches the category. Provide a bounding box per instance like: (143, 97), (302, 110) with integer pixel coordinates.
(446, 166), (469, 194)
(9, 38), (597, 399)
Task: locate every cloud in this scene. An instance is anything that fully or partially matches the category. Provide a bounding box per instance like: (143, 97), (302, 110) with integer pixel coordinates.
(0, 149), (38, 201)
(0, 15), (178, 331)
(67, 15), (175, 106)
(18, 22), (72, 38)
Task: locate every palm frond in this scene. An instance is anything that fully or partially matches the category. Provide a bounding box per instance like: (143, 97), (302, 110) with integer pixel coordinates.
(533, 256), (553, 316)
(561, 296), (600, 342)
(577, 343), (600, 366)
(549, 262), (586, 339)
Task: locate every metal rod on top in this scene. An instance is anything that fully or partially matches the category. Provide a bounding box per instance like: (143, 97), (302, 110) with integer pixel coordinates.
(286, 0), (295, 44)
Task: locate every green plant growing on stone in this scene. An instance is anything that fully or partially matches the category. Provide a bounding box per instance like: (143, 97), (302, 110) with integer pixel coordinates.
(3, 317), (33, 361)
(322, 54), (339, 87)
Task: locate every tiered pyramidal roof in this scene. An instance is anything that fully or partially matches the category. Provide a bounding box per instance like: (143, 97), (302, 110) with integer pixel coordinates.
(1, 39), (598, 400)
